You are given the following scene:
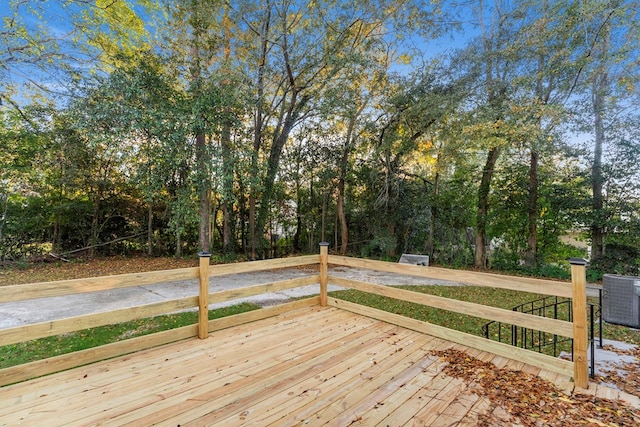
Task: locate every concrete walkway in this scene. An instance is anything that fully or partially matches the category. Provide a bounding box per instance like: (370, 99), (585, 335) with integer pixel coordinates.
(0, 266), (463, 330)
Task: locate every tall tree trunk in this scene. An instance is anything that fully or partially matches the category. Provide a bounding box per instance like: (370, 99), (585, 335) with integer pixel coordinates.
(525, 150), (538, 266)
(220, 9), (235, 255)
(524, 44), (547, 268)
(335, 105), (364, 256)
(590, 25), (610, 262)
(196, 132), (210, 253)
(591, 71), (606, 261)
(221, 126), (233, 254)
(147, 202), (153, 256)
(255, 91), (306, 257)
(336, 177), (348, 255)
(293, 183), (302, 252)
(237, 173), (247, 253)
(188, 0), (210, 255)
(175, 231), (182, 257)
(308, 178), (315, 251)
(427, 171), (439, 259)
(336, 138), (350, 256)
(474, 146), (501, 269)
(222, 201), (231, 253)
(249, 195), (257, 259)
(52, 214), (59, 254)
(249, 2), (271, 260)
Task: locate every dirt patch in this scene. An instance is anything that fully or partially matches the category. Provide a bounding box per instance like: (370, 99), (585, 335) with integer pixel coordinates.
(0, 256), (198, 286)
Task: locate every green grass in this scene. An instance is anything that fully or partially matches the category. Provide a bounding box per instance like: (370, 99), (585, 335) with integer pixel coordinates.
(601, 322), (640, 345)
(0, 302), (260, 369)
(328, 285), (640, 354)
(330, 285), (549, 337)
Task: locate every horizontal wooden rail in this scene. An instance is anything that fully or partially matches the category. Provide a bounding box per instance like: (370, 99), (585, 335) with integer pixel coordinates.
(0, 252), (322, 385)
(208, 255), (319, 277)
(0, 298), (319, 387)
(328, 276), (574, 338)
(328, 297), (574, 377)
(209, 276), (320, 304)
(0, 296), (199, 346)
(0, 324), (199, 387)
(0, 275), (321, 347)
(0, 255), (320, 305)
(207, 297), (319, 333)
(0, 268), (200, 303)
(329, 255), (573, 298)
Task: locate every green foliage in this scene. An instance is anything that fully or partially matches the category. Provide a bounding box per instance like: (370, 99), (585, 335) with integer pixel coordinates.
(0, 196), (52, 260)
(0, 0), (638, 272)
(360, 234), (397, 260)
(588, 243), (640, 281)
(489, 243), (588, 280)
(75, 0), (156, 62)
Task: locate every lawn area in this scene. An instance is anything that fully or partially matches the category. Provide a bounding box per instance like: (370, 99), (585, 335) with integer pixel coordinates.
(329, 285), (640, 349)
(0, 256), (261, 370)
(0, 303), (261, 369)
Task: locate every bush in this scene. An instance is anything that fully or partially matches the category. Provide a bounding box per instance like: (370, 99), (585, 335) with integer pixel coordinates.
(588, 243), (640, 282)
(488, 248), (571, 280)
(360, 234), (397, 260)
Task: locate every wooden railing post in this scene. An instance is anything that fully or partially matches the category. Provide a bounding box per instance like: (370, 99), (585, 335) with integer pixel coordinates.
(198, 252), (211, 339)
(319, 243), (329, 306)
(570, 258), (588, 388)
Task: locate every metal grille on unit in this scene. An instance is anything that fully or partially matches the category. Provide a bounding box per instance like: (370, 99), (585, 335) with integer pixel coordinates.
(602, 274), (640, 328)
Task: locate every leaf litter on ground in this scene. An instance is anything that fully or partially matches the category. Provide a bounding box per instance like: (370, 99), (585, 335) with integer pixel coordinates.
(432, 348), (639, 426)
(592, 344), (640, 398)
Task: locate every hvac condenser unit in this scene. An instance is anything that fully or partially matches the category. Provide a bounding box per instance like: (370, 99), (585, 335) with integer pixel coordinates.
(602, 274), (640, 328)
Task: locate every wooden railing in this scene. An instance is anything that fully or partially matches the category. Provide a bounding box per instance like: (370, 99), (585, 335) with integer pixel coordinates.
(322, 255), (589, 388)
(0, 255), (320, 386)
(0, 246), (588, 389)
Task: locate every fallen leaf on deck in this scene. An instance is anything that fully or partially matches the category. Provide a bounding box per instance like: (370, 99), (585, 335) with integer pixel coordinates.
(431, 348), (640, 426)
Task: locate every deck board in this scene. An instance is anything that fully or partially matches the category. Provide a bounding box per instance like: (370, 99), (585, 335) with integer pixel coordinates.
(0, 305), (624, 426)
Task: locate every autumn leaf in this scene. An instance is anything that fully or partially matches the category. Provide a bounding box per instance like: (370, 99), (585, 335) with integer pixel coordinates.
(432, 348), (640, 427)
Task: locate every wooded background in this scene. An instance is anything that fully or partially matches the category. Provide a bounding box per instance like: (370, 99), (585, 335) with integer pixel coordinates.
(1, 0), (639, 279)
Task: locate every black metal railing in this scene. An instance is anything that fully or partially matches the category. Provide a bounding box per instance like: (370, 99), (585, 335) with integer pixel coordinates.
(482, 290), (602, 377)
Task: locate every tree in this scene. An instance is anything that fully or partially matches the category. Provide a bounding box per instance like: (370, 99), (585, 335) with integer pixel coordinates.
(160, 0), (249, 254)
(511, 0), (580, 266)
(0, 0), (156, 257)
(0, 0), (154, 110)
(0, 107), (44, 259)
(237, 0), (442, 258)
(571, 1), (640, 262)
(457, 0), (517, 269)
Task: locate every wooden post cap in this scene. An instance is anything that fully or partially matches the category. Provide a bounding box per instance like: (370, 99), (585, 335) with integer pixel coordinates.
(198, 252), (212, 258)
(568, 258), (588, 266)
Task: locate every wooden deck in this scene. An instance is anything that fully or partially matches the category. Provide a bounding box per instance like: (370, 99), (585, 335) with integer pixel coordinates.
(0, 306), (577, 426)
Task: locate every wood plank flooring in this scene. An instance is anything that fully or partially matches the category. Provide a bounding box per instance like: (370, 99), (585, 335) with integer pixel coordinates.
(0, 306), (583, 426)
